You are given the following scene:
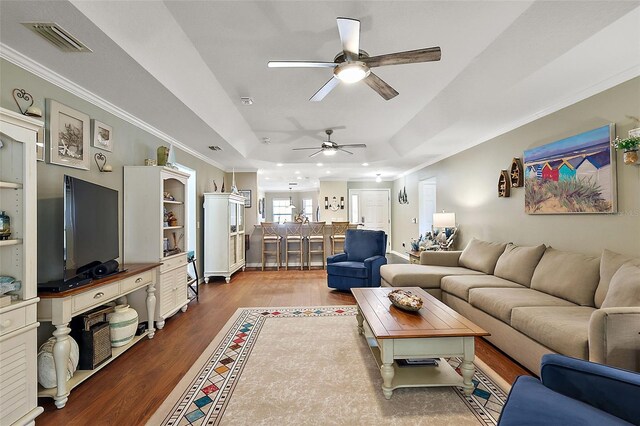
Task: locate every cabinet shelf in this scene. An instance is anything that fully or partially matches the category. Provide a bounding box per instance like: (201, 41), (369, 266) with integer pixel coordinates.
(0, 181), (22, 189)
(163, 200), (183, 205)
(163, 226), (183, 230)
(38, 331), (149, 398)
(0, 238), (22, 247)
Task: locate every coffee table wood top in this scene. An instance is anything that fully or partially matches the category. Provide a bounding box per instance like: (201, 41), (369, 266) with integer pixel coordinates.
(352, 287), (489, 339)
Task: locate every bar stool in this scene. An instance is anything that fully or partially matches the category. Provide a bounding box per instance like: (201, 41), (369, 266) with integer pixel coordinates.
(284, 222), (304, 270)
(306, 222), (326, 270)
(329, 221), (350, 254)
(261, 222), (281, 271)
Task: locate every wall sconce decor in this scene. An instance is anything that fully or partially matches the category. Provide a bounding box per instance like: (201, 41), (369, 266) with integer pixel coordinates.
(94, 152), (112, 172)
(398, 186), (408, 204)
(324, 197), (329, 209)
(340, 197), (345, 209)
(12, 88), (42, 117)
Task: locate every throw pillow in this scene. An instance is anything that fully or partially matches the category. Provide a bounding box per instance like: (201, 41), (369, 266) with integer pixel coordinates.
(601, 262), (640, 308)
(594, 249), (640, 308)
(458, 238), (507, 274)
(494, 243), (546, 287)
(530, 247), (600, 306)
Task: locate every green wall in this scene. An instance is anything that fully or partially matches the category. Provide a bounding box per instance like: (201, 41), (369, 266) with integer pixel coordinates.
(0, 58), (225, 280)
(392, 77), (640, 257)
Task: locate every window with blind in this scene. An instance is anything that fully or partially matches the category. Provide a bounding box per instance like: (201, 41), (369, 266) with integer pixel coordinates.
(273, 198), (292, 223)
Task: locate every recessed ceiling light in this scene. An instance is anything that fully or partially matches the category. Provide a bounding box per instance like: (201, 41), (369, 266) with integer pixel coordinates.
(362, 163), (369, 166)
(326, 170), (331, 174)
(316, 163), (323, 167)
(277, 163), (283, 167)
(297, 176), (302, 180)
(265, 177), (271, 180)
(375, 173), (382, 183)
(295, 170), (300, 174)
(257, 170), (263, 175)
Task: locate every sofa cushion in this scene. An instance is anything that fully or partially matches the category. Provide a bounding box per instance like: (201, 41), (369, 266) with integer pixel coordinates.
(344, 229), (386, 262)
(380, 264), (483, 289)
(601, 263), (640, 308)
(511, 306), (594, 359)
(595, 249), (640, 308)
(326, 261), (368, 279)
(494, 243), (546, 287)
(441, 275), (524, 302)
(468, 288), (574, 324)
(458, 238), (507, 274)
(530, 248), (600, 306)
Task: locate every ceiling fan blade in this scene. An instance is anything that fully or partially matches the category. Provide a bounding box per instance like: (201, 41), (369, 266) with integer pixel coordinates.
(337, 17), (360, 61)
(268, 61), (336, 68)
(338, 148), (354, 155)
(363, 72), (399, 100)
(308, 150), (324, 158)
(292, 147), (325, 150)
(310, 76), (340, 102)
(361, 47), (441, 68)
(337, 144), (367, 148)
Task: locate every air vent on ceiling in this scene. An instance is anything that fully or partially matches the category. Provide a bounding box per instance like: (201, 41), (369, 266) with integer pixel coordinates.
(22, 22), (92, 52)
(208, 145), (222, 151)
(288, 182), (298, 186)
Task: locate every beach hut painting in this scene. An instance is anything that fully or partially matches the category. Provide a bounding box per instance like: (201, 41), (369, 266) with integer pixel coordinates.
(524, 124), (616, 214)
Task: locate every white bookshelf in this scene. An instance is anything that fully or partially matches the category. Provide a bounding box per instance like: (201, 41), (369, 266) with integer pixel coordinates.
(0, 107), (43, 425)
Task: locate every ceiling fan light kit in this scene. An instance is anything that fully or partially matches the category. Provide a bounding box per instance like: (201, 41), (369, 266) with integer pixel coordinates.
(268, 17), (441, 101)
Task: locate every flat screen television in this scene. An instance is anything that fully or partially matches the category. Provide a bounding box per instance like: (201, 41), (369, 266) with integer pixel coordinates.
(63, 175), (119, 282)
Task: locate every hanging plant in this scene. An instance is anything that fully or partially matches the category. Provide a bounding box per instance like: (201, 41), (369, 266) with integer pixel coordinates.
(613, 136), (640, 165)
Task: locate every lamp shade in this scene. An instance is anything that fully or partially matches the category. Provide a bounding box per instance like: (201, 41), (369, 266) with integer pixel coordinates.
(433, 212), (456, 228)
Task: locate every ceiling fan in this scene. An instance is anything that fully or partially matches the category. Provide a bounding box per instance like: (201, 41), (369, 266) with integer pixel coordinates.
(268, 17), (441, 101)
(292, 129), (366, 157)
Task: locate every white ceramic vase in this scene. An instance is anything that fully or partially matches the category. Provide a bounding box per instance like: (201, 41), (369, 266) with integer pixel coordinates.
(107, 304), (138, 347)
(37, 336), (80, 389)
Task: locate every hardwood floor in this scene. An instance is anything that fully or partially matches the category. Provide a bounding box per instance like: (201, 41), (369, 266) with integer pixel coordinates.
(37, 270), (531, 425)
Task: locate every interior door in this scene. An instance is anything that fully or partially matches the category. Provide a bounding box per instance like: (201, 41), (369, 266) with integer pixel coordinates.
(349, 189), (391, 252)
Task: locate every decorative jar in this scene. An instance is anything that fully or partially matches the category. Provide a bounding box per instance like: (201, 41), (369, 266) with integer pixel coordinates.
(107, 305), (138, 347)
(0, 211), (10, 240)
(37, 336), (80, 388)
(623, 149), (638, 165)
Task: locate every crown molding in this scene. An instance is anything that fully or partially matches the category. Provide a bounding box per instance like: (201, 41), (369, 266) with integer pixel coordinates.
(0, 43), (229, 171)
(395, 65), (640, 180)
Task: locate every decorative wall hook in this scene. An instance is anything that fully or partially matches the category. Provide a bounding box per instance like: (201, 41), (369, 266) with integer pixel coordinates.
(94, 152), (112, 172)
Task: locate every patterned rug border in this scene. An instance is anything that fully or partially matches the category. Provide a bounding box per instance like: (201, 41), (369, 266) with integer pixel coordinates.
(148, 306), (509, 426)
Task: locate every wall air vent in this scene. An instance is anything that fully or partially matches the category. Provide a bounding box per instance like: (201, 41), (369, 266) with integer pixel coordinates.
(208, 145), (222, 151)
(22, 22), (92, 52)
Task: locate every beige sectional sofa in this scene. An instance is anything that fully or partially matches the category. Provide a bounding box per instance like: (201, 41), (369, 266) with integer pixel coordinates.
(380, 239), (640, 375)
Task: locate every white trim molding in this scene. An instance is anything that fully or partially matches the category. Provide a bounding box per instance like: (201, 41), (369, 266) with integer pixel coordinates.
(0, 43), (228, 171)
(389, 250), (410, 261)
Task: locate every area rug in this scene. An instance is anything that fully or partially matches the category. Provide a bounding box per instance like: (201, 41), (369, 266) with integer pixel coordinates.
(149, 307), (509, 425)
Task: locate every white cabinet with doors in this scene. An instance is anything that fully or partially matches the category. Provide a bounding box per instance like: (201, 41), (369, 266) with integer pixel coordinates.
(124, 166), (190, 329)
(203, 193), (245, 283)
(0, 108), (43, 425)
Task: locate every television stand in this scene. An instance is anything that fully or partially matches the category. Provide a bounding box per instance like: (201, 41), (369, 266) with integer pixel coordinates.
(37, 263), (161, 409)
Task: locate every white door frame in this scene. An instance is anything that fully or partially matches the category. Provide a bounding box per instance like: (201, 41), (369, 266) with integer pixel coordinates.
(348, 188), (392, 252)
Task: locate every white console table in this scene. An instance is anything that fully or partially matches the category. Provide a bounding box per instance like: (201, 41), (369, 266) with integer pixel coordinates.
(36, 263), (160, 409)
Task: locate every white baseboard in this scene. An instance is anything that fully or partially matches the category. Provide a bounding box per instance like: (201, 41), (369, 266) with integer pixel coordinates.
(389, 250), (410, 260)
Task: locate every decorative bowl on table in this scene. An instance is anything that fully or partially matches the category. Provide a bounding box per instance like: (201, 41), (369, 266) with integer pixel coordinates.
(388, 289), (423, 312)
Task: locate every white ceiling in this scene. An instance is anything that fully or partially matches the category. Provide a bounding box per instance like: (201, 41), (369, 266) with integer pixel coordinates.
(1, 1), (639, 191)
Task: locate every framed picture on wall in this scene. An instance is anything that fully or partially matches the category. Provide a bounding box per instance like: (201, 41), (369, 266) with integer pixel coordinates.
(46, 99), (90, 170)
(239, 190), (251, 208)
(91, 119), (113, 152)
(523, 124), (617, 214)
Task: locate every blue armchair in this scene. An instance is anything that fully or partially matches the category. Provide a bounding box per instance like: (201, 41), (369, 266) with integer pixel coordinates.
(326, 229), (387, 291)
(498, 354), (640, 426)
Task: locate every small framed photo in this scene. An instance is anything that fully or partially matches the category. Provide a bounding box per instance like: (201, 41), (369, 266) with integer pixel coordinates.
(36, 127), (45, 162)
(92, 119), (113, 152)
(239, 190), (251, 208)
(47, 99), (90, 170)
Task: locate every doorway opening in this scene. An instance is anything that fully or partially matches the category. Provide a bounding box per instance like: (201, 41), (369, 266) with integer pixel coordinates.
(419, 177), (437, 237)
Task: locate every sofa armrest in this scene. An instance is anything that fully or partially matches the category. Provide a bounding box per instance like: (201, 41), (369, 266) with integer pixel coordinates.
(327, 253), (347, 264)
(589, 307), (640, 372)
(540, 354), (640, 425)
(419, 250), (462, 266)
(364, 255), (387, 286)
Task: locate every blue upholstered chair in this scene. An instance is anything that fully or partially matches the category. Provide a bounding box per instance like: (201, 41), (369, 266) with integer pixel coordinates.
(498, 354), (640, 426)
(326, 229), (387, 291)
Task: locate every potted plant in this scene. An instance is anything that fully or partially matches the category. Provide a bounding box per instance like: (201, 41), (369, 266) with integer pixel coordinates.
(613, 135), (640, 165)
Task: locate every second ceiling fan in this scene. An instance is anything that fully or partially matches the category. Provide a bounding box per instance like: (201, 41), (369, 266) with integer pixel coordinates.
(293, 129), (365, 157)
(268, 17), (441, 101)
